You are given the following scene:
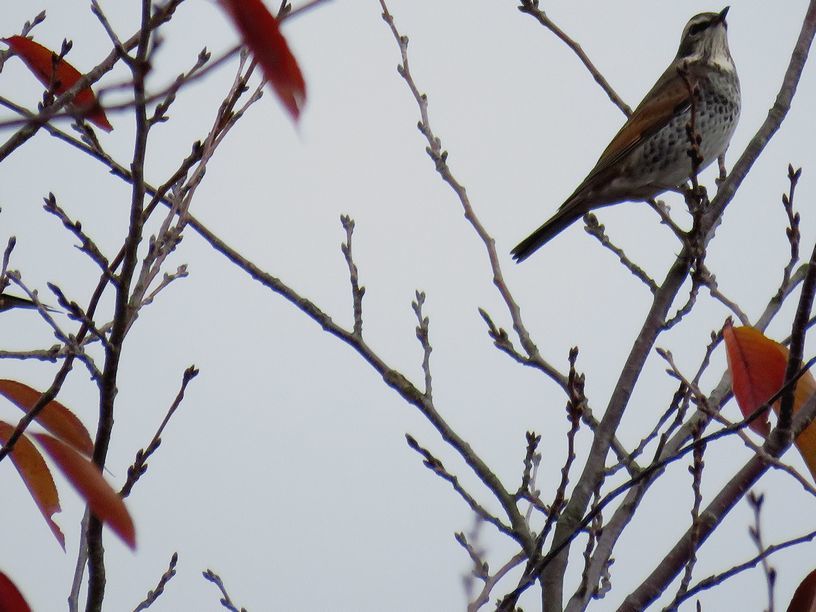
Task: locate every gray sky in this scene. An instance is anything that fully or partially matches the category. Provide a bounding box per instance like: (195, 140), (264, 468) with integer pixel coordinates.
(2, 1), (816, 610)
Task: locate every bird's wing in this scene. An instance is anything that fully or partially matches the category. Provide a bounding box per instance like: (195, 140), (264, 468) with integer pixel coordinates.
(578, 68), (697, 189)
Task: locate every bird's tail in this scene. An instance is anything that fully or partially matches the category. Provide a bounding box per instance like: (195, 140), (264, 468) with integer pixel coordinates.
(510, 201), (587, 262)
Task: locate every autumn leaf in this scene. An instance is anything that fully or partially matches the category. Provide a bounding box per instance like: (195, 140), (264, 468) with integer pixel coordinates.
(0, 571), (31, 612)
(32, 433), (136, 549)
(217, 0), (306, 120)
(0, 379), (93, 456)
(788, 568), (816, 612)
(723, 324), (816, 481)
(2, 35), (113, 132)
(0, 421), (65, 550)
(723, 325), (784, 435)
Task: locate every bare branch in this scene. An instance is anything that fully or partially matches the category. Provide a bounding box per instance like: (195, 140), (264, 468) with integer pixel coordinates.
(747, 492), (777, 612)
(202, 570), (246, 612)
(340, 214), (364, 338)
(780, 164), (802, 289)
(516, 1), (632, 116)
(0, 0), (185, 162)
(120, 366), (199, 499)
(406, 434), (514, 538)
(670, 526), (816, 608)
(133, 553), (179, 611)
(673, 420), (707, 603)
(468, 550), (527, 612)
(584, 213), (658, 292)
(379, 0), (565, 389)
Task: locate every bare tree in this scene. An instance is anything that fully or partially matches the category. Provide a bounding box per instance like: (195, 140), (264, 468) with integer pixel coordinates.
(2, 1), (816, 610)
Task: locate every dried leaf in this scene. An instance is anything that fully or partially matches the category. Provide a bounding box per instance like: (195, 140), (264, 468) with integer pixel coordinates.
(0, 379), (93, 456)
(788, 568), (816, 612)
(32, 433), (135, 549)
(217, 0), (306, 120)
(2, 35), (112, 131)
(0, 421), (64, 550)
(0, 571), (31, 612)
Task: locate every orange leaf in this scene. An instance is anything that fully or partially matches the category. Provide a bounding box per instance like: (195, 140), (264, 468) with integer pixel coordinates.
(723, 324), (816, 482)
(32, 432), (136, 550)
(217, 0), (306, 120)
(779, 354), (816, 484)
(723, 324), (784, 435)
(0, 421), (65, 550)
(0, 379), (93, 456)
(0, 571), (31, 612)
(788, 568), (816, 612)
(2, 36), (113, 132)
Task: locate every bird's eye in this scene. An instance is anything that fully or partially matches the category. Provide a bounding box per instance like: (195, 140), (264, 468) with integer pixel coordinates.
(688, 21), (710, 36)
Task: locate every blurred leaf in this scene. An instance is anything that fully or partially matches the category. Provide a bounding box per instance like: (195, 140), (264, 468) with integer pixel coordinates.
(0, 421), (65, 550)
(0, 379), (93, 456)
(217, 0), (306, 120)
(1, 35), (113, 131)
(0, 571), (31, 612)
(788, 568), (816, 612)
(32, 433), (135, 549)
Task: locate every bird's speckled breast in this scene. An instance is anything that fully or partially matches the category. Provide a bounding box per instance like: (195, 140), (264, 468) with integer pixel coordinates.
(630, 69), (740, 189)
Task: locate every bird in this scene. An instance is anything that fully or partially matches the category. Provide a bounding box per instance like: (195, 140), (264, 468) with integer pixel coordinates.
(511, 7), (740, 262)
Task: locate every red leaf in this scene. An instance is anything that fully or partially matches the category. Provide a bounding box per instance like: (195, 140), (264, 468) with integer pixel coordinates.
(218, 0), (306, 120)
(32, 433), (136, 550)
(2, 36), (113, 131)
(0, 421), (65, 550)
(788, 568), (816, 612)
(723, 324), (816, 482)
(0, 571), (31, 612)
(0, 379), (93, 457)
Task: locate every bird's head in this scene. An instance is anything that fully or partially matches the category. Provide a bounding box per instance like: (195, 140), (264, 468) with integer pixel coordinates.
(676, 7), (734, 70)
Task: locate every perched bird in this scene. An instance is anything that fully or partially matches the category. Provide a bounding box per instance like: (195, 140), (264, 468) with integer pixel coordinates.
(512, 7), (740, 262)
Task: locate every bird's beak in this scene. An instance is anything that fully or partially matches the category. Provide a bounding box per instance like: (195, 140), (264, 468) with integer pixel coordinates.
(718, 6), (730, 25)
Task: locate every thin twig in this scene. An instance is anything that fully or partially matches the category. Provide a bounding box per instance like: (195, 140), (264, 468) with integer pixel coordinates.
(747, 492), (777, 612)
(468, 551), (527, 612)
(133, 553), (179, 611)
(120, 366), (199, 498)
(669, 526), (816, 608)
(202, 570), (246, 612)
(780, 165), (802, 290)
(539, 348), (584, 547)
(779, 239), (816, 431)
(698, 266), (751, 325)
(412, 291), (432, 399)
(379, 0), (565, 390)
(584, 214), (658, 293)
(674, 420), (706, 603)
(340, 215), (364, 338)
(405, 434), (514, 538)
(516, 0), (632, 116)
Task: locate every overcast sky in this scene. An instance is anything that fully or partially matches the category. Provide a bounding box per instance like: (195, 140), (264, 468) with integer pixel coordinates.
(2, 1), (816, 610)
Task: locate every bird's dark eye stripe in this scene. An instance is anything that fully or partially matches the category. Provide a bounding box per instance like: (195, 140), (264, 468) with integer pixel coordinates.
(688, 20), (712, 35)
